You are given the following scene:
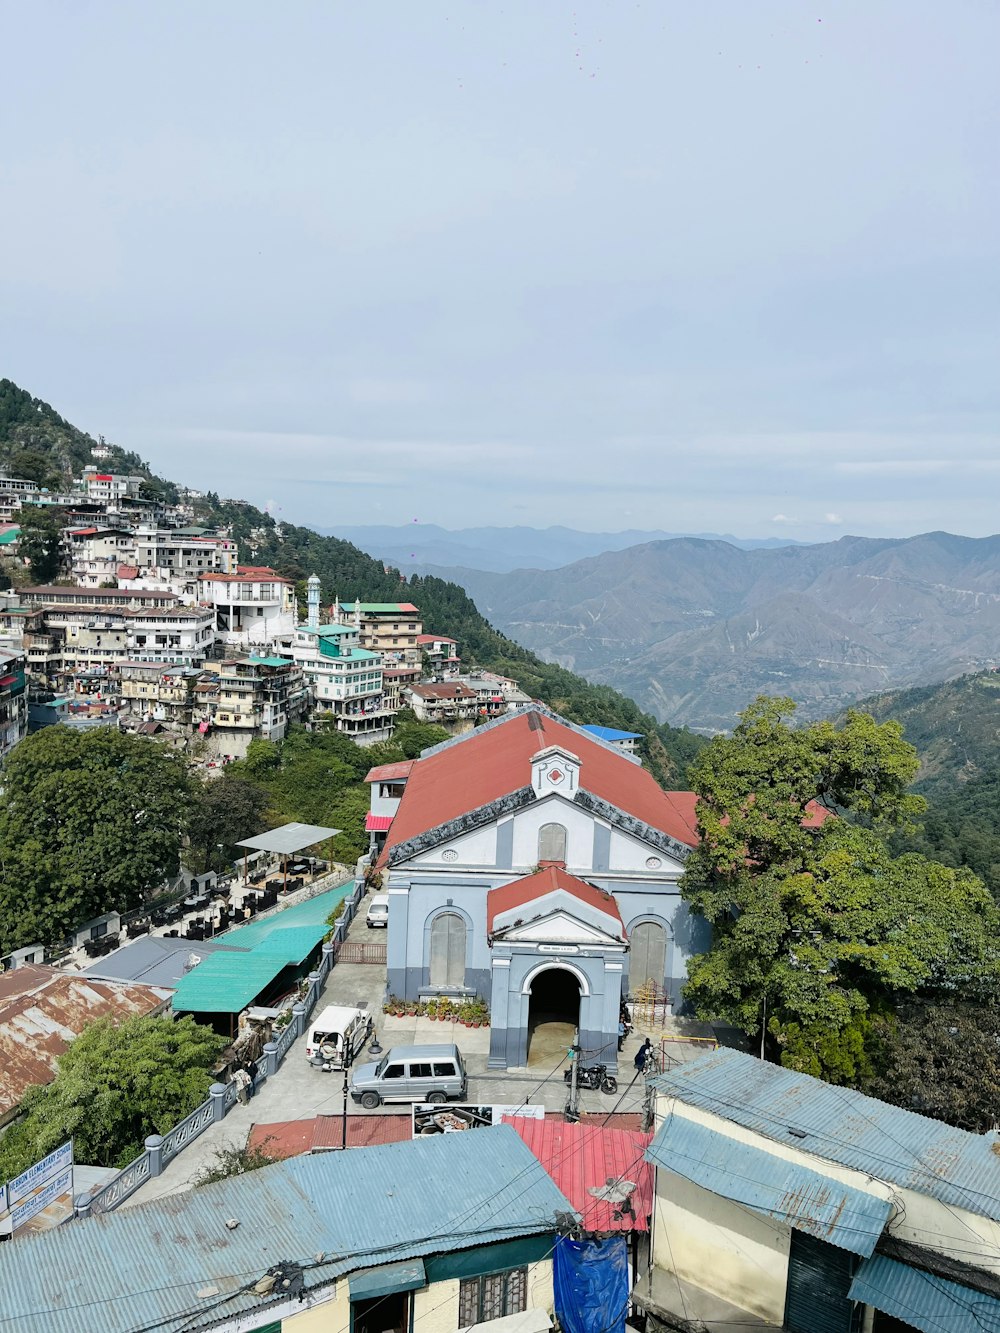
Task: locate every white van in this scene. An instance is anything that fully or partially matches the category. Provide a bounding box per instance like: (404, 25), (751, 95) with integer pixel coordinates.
(366, 895), (389, 928)
(305, 1005), (373, 1069)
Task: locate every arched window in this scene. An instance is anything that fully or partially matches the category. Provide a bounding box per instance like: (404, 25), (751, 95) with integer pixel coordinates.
(538, 822), (567, 863)
(630, 921), (667, 989)
(429, 912), (467, 988)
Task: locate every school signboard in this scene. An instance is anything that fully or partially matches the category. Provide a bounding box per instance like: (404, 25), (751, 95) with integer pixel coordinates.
(0, 1141), (74, 1238)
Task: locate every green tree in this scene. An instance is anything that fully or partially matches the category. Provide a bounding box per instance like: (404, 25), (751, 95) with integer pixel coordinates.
(17, 504), (65, 582)
(865, 1000), (1000, 1132)
(681, 697), (999, 1081)
(186, 775), (271, 873)
(0, 1015), (225, 1178)
(0, 729), (195, 951)
(7, 448), (59, 487)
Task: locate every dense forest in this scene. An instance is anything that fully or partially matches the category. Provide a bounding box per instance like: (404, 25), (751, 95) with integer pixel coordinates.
(856, 671), (1000, 895)
(0, 379), (704, 784)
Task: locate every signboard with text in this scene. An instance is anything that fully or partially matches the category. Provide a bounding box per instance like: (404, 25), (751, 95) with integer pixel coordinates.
(0, 1141), (74, 1238)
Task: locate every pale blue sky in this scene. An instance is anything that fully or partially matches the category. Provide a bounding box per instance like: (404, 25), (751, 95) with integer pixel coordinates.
(2, 1), (998, 541)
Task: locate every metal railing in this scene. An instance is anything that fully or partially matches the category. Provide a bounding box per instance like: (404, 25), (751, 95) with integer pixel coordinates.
(77, 876), (366, 1219)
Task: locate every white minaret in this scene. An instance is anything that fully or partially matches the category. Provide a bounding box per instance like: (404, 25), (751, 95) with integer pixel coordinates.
(307, 573), (321, 630)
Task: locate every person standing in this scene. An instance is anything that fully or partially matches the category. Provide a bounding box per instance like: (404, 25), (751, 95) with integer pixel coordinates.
(617, 1019), (626, 1052)
(245, 1058), (260, 1098)
(233, 1065), (252, 1106)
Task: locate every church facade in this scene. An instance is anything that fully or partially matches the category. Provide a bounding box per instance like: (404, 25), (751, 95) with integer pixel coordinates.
(375, 708), (709, 1071)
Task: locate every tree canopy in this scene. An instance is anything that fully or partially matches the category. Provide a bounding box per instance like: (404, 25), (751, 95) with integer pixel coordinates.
(186, 774), (271, 874)
(17, 504), (65, 582)
(0, 728), (195, 952)
(681, 696), (1000, 1088)
(0, 1015), (225, 1179)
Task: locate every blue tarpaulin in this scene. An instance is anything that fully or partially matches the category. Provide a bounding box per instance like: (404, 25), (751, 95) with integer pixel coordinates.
(554, 1235), (629, 1333)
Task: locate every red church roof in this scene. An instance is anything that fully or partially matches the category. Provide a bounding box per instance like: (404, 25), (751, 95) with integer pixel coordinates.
(487, 865), (625, 935)
(364, 760), (415, 783)
(379, 710), (700, 864)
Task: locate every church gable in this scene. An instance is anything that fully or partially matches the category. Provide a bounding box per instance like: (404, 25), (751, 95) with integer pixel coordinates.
(493, 908), (625, 947)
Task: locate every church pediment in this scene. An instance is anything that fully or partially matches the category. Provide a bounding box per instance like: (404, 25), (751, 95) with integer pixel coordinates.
(494, 907), (624, 947)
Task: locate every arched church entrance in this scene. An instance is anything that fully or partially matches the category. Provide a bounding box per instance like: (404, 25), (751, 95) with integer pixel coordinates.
(526, 968), (581, 1068)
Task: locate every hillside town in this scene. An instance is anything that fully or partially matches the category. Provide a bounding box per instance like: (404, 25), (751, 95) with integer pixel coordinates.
(0, 464), (534, 759)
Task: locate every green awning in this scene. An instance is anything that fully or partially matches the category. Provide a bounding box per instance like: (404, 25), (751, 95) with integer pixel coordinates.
(849, 1255), (1000, 1333)
(349, 1259), (426, 1301)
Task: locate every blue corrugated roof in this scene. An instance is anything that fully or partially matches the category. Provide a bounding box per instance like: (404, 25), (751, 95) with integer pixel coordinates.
(581, 725), (642, 742)
(647, 1111), (891, 1255)
(650, 1048), (1000, 1222)
(0, 1125), (572, 1333)
(849, 1254), (1000, 1333)
(217, 883), (350, 950)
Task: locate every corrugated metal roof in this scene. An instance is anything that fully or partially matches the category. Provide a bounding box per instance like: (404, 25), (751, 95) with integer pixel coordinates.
(216, 883), (350, 951)
(250, 924), (328, 963)
(170, 952), (286, 1014)
(236, 822), (340, 855)
(365, 813), (395, 832)
(646, 1111), (891, 1256)
(82, 937), (247, 990)
(0, 967), (170, 1118)
(651, 1048), (1000, 1223)
(249, 1115), (413, 1160)
(849, 1254), (1000, 1333)
(0, 1124), (572, 1333)
(505, 1118), (654, 1231)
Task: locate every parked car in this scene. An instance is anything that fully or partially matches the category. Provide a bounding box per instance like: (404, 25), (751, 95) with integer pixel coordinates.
(365, 895), (389, 929)
(305, 1004), (373, 1069)
(349, 1043), (467, 1109)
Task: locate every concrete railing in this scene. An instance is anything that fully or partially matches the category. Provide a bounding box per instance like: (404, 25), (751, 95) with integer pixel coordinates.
(77, 878), (366, 1219)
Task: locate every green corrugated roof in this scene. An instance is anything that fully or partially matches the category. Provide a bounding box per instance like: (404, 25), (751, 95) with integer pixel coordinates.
(170, 952), (285, 1013)
(246, 655), (294, 667)
(217, 883), (350, 951)
(0, 528), (20, 545)
(250, 923), (328, 963)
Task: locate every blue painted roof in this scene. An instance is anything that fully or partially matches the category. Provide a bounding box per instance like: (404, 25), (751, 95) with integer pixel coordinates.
(216, 883), (350, 950)
(650, 1048), (1000, 1223)
(850, 1254), (1000, 1333)
(0, 1125), (572, 1333)
(647, 1111), (891, 1255)
(581, 725), (642, 742)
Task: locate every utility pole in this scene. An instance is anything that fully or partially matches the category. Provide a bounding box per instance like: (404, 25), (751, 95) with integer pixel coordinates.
(760, 992), (767, 1060)
(566, 1031), (581, 1122)
(341, 1039), (355, 1151)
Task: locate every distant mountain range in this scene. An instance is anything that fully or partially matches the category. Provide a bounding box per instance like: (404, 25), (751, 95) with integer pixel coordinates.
(437, 532), (1000, 733)
(323, 523), (801, 573)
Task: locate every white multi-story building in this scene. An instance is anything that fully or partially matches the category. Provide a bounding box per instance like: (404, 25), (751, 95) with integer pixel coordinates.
(289, 622), (393, 743)
(133, 524), (237, 579)
(79, 467), (144, 504)
(126, 606), (215, 666)
(197, 566), (297, 650)
(66, 526), (136, 587)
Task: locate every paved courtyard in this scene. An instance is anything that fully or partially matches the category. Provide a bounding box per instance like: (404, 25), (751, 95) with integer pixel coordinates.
(124, 907), (725, 1206)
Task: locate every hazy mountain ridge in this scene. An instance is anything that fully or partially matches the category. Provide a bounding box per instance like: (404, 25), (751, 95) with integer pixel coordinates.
(324, 522), (803, 573)
(442, 532), (1000, 732)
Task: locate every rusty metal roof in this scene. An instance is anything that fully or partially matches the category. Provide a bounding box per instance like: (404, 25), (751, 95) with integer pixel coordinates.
(647, 1110), (892, 1256)
(0, 966), (170, 1120)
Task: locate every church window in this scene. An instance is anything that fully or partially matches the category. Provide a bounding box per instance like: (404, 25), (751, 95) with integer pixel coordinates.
(538, 822), (567, 863)
(429, 912), (467, 988)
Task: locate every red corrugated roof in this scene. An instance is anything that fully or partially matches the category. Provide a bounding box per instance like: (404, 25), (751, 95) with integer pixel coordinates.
(117, 565), (139, 579)
(249, 1115), (411, 1159)
(364, 760), (415, 783)
(197, 566), (292, 584)
(505, 1118), (654, 1231)
(487, 866), (625, 935)
(379, 711), (700, 865)
(417, 634), (457, 645)
(365, 813), (395, 833)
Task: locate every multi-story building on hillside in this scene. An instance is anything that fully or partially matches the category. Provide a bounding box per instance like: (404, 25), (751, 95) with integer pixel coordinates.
(79, 466), (144, 504)
(332, 600), (423, 665)
(198, 567), (297, 650)
(133, 524), (237, 578)
(417, 633), (460, 676)
(289, 622), (393, 744)
(211, 655), (306, 753)
(118, 663), (205, 732)
(0, 649), (28, 756)
(404, 680), (480, 726)
(126, 605), (215, 666)
(65, 525), (136, 586)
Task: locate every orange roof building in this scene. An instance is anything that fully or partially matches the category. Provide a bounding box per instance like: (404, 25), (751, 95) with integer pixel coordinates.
(380, 707), (711, 1075)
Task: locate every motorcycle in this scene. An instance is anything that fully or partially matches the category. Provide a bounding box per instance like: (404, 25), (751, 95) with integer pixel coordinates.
(563, 1062), (618, 1094)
